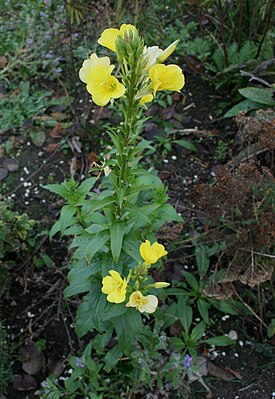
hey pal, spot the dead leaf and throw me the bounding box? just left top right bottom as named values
left=0, top=167, right=8, bottom=181
left=47, top=358, right=64, bottom=377
left=172, top=92, right=181, bottom=102
left=87, top=152, right=98, bottom=166
left=3, top=157, right=19, bottom=172
left=19, top=341, right=44, bottom=375
left=50, top=122, right=63, bottom=137
left=225, top=367, right=242, bottom=380
left=161, top=106, right=176, bottom=120
left=207, top=360, right=233, bottom=381
left=46, top=143, right=59, bottom=153
left=0, top=56, right=8, bottom=68
left=13, top=374, right=37, bottom=391
left=51, top=112, right=68, bottom=121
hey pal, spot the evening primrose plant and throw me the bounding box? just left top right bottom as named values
left=45, top=24, right=184, bottom=355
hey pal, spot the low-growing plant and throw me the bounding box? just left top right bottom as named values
left=44, top=22, right=186, bottom=378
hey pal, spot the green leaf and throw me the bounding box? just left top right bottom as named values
left=71, top=230, right=109, bottom=262
left=190, top=321, right=206, bottom=342
left=64, top=259, right=101, bottom=298
left=43, top=183, right=69, bottom=199
left=78, top=177, right=97, bottom=195
left=88, top=196, right=115, bottom=213
left=198, top=298, right=210, bottom=324
left=29, top=129, right=46, bottom=147
left=110, top=222, right=125, bottom=262
left=60, top=205, right=76, bottom=235
left=170, top=337, right=185, bottom=350
left=174, top=139, right=197, bottom=152
left=112, top=308, right=142, bottom=350
left=239, top=87, right=275, bottom=106
left=49, top=220, right=61, bottom=238
left=178, top=299, right=193, bottom=333
left=182, top=271, right=199, bottom=291
left=102, top=303, right=128, bottom=321
left=75, top=286, right=107, bottom=336
left=204, top=335, right=235, bottom=346
left=267, top=319, right=275, bottom=338
left=103, top=345, right=123, bottom=372
left=195, top=245, right=210, bottom=277
left=122, top=236, right=141, bottom=263
left=224, top=99, right=261, bottom=118
left=158, top=204, right=183, bottom=222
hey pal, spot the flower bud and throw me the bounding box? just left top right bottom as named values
left=154, top=282, right=170, bottom=288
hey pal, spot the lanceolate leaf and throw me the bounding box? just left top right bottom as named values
left=60, top=205, right=77, bottom=235
left=110, top=222, right=125, bottom=262
left=112, top=308, right=142, bottom=350
left=239, top=87, right=275, bottom=106
left=76, top=286, right=107, bottom=336
left=191, top=321, right=206, bottom=342
left=64, top=259, right=101, bottom=298
left=71, top=230, right=109, bottom=262
left=177, top=298, right=193, bottom=333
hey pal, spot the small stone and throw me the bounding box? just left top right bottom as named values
left=3, top=158, right=19, bottom=172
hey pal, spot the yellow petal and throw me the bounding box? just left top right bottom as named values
left=149, top=64, right=185, bottom=94
left=98, top=28, right=120, bottom=52
left=140, top=240, right=158, bottom=265
left=79, top=54, right=111, bottom=83
left=140, top=295, right=158, bottom=313
left=101, top=270, right=127, bottom=303
left=156, top=40, right=179, bottom=63
left=85, top=65, right=125, bottom=106
left=140, top=93, right=153, bottom=105
left=140, top=240, right=167, bottom=265
left=151, top=241, right=168, bottom=258
left=107, top=289, right=126, bottom=303
left=98, top=24, right=137, bottom=52
left=119, top=24, right=137, bottom=36
left=126, top=291, right=158, bottom=313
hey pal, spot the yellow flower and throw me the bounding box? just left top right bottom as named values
left=102, top=270, right=127, bottom=303
left=156, top=40, right=179, bottom=63
left=140, top=240, right=167, bottom=265
left=79, top=53, right=110, bottom=83
left=126, top=291, right=158, bottom=313
left=149, top=64, right=185, bottom=94
left=98, top=24, right=137, bottom=52
left=154, top=282, right=170, bottom=288
left=140, top=93, right=153, bottom=105
left=85, top=64, right=126, bottom=106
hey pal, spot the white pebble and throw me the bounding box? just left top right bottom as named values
left=25, top=201, right=29, bottom=205
left=163, top=159, right=169, bottom=163
left=239, top=340, right=244, bottom=347
left=221, top=352, right=226, bottom=356
left=171, top=155, right=177, bottom=160
left=23, top=167, right=29, bottom=174
left=234, top=353, right=239, bottom=357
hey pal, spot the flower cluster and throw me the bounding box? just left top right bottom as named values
left=79, top=23, right=185, bottom=106
left=101, top=240, right=169, bottom=314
